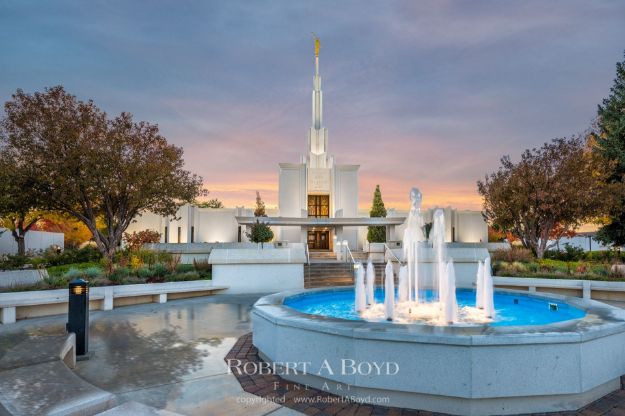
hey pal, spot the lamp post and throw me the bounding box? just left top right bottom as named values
left=66, top=279, right=89, bottom=356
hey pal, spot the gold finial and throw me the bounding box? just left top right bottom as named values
left=312, top=33, right=320, bottom=57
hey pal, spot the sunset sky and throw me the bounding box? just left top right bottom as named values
left=1, top=1, right=624, bottom=211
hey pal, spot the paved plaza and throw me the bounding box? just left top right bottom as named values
left=0, top=294, right=301, bottom=416
left=3, top=295, right=625, bottom=416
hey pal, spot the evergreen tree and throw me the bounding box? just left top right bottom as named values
left=594, top=51, right=625, bottom=248
left=254, top=191, right=267, bottom=217
left=248, top=191, right=272, bottom=247
left=246, top=219, right=274, bottom=248
left=367, top=185, right=387, bottom=243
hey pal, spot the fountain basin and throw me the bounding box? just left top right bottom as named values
left=252, top=287, right=625, bottom=415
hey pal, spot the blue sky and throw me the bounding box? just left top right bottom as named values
left=1, top=0, right=624, bottom=210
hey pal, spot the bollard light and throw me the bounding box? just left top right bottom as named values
left=66, top=278, right=89, bottom=356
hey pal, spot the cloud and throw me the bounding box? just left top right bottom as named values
left=1, top=0, right=624, bottom=212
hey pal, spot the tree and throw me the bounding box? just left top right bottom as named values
left=33, top=213, right=95, bottom=249
left=477, top=137, right=612, bottom=259
left=254, top=191, right=267, bottom=217
left=196, top=198, right=224, bottom=209
left=367, top=185, right=387, bottom=243
left=0, top=149, right=43, bottom=255
left=593, top=51, right=625, bottom=248
left=246, top=219, right=274, bottom=247
left=1, top=86, right=202, bottom=263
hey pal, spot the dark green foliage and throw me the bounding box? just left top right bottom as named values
left=152, top=263, right=168, bottom=278
left=175, top=263, right=195, bottom=273
left=137, top=267, right=155, bottom=279
left=246, top=219, right=273, bottom=246
left=0, top=254, right=30, bottom=270
left=43, top=246, right=102, bottom=266
left=166, top=271, right=202, bottom=282
left=193, top=258, right=211, bottom=278
left=594, top=52, right=625, bottom=247
left=109, top=267, right=130, bottom=283
left=367, top=185, right=387, bottom=243
left=544, top=243, right=585, bottom=262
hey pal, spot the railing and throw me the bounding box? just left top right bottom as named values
left=343, top=241, right=356, bottom=265
left=384, top=243, right=404, bottom=265
left=304, top=243, right=310, bottom=266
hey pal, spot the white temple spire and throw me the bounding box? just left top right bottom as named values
left=307, top=34, right=330, bottom=169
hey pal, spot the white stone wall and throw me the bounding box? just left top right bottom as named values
left=333, top=165, right=359, bottom=218
left=0, top=229, right=64, bottom=255
left=454, top=210, right=488, bottom=243
left=278, top=163, right=306, bottom=217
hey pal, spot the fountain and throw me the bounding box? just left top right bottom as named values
left=383, top=261, right=394, bottom=321
left=252, top=187, right=625, bottom=415
left=370, top=188, right=491, bottom=325
left=365, top=260, right=375, bottom=305
left=354, top=263, right=366, bottom=312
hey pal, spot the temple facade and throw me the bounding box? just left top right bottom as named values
left=126, top=39, right=488, bottom=250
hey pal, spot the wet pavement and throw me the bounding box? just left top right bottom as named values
left=0, top=294, right=302, bottom=416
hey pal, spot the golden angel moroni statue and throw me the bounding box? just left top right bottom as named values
left=313, top=33, right=320, bottom=57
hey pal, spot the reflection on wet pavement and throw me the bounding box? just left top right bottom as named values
left=0, top=294, right=294, bottom=416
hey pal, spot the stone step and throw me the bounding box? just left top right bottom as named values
left=0, top=360, right=116, bottom=416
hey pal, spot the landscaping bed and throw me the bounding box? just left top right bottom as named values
left=0, top=247, right=211, bottom=292
left=492, top=247, right=625, bottom=281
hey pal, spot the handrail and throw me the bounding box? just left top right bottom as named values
left=384, top=243, right=404, bottom=265
left=344, top=242, right=356, bottom=265
left=304, top=242, right=310, bottom=266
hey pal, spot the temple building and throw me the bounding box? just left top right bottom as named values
left=127, top=38, right=488, bottom=250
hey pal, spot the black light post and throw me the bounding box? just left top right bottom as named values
left=66, top=279, right=89, bottom=356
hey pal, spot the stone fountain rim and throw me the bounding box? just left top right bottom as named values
left=253, top=287, right=625, bottom=346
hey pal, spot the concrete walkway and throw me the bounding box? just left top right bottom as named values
left=0, top=294, right=302, bottom=416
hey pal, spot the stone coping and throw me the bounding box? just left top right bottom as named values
left=229, top=332, right=625, bottom=416
left=495, top=275, right=625, bottom=290
left=209, top=248, right=307, bottom=264
left=253, top=287, right=625, bottom=346
left=0, top=280, right=225, bottom=307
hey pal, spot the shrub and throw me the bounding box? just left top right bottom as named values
left=153, top=263, right=168, bottom=278
left=155, top=251, right=173, bottom=264
left=83, top=266, right=103, bottom=279
left=43, top=274, right=69, bottom=288
left=137, top=267, right=156, bottom=279
left=47, top=262, right=101, bottom=278
left=123, top=230, right=161, bottom=252
left=136, top=249, right=159, bottom=268
left=166, top=271, right=201, bottom=282
left=43, top=246, right=102, bottom=266
left=490, top=247, right=533, bottom=263
left=193, top=258, right=210, bottom=271
left=0, top=254, right=31, bottom=270
left=544, top=243, right=585, bottom=262
left=165, top=253, right=181, bottom=272
left=193, top=258, right=211, bottom=278
left=64, top=268, right=85, bottom=280
left=175, top=264, right=195, bottom=273
left=109, top=267, right=130, bottom=283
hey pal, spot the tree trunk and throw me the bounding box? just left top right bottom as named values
left=11, top=224, right=27, bottom=256
left=536, top=245, right=545, bottom=259
left=16, top=235, right=25, bottom=256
